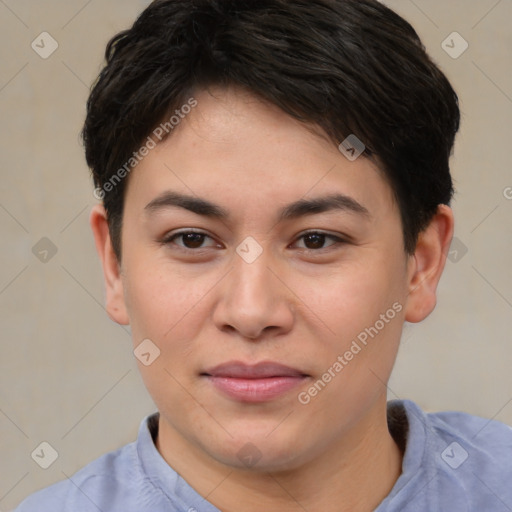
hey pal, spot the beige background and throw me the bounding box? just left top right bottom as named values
left=0, top=0, right=511, bottom=508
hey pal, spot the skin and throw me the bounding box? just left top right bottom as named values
left=90, top=85, right=454, bottom=512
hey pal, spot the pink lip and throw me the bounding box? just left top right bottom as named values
left=202, top=361, right=308, bottom=403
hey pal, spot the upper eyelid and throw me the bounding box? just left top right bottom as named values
left=165, top=228, right=342, bottom=238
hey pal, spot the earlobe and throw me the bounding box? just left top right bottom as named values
left=404, top=204, right=454, bottom=323
left=89, top=204, right=130, bottom=325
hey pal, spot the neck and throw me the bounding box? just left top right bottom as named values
left=156, top=398, right=403, bottom=512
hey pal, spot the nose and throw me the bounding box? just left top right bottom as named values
left=212, top=247, right=295, bottom=341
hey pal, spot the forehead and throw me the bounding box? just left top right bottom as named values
left=124, top=87, right=398, bottom=226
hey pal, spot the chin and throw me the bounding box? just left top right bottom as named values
left=203, top=430, right=311, bottom=473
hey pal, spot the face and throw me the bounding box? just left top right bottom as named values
left=93, top=86, right=446, bottom=473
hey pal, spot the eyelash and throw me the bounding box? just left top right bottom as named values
left=161, top=229, right=346, bottom=253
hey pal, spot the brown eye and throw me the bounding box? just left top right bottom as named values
left=180, top=232, right=206, bottom=249
left=163, top=230, right=217, bottom=250
left=303, top=233, right=327, bottom=249
left=294, top=231, right=343, bottom=251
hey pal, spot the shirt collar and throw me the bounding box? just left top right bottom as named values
left=136, top=412, right=221, bottom=511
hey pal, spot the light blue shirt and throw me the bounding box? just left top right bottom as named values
left=14, top=400, right=512, bottom=511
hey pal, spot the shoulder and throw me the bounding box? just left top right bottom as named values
left=426, top=404, right=512, bottom=464
left=14, top=441, right=141, bottom=512
left=406, top=400, right=512, bottom=510
left=14, top=412, right=206, bottom=512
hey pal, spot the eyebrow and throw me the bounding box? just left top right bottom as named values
left=144, top=191, right=371, bottom=222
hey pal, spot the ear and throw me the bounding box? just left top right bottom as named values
left=89, top=204, right=130, bottom=325
left=404, top=204, right=454, bottom=323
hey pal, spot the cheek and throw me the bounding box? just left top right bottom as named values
left=122, top=264, right=212, bottom=404
left=123, top=258, right=217, bottom=343
left=298, top=254, right=406, bottom=387
left=299, top=273, right=404, bottom=425
left=306, top=259, right=403, bottom=333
